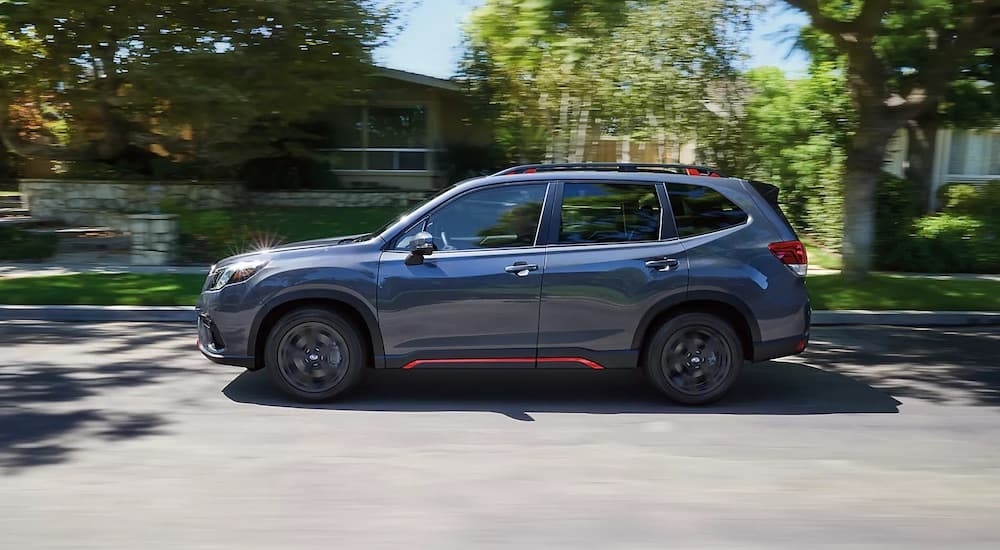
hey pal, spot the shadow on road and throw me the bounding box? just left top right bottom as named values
left=803, top=327, right=1000, bottom=406
left=223, top=361, right=901, bottom=421
left=0, top=323, right=188, bottom=474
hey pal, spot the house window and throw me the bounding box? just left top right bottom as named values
left=326, top=105, right=432, bottom=172
left=948, top=131, right=1000, bottom=177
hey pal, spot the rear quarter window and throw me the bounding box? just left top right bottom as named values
left=667, top=183, right=749, bottom=238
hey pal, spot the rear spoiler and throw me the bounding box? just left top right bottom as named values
left=747, top=179, right=796, bottom=234
left=748, top=180, right=780, bottom=207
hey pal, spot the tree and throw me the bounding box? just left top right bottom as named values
left=0, top=0, right=395, bottom=171
left=781, top=0, right=1000, bottom=277
left=461, top=0, right=757, bottom=166
left=700, top=64, right=853, bottom=246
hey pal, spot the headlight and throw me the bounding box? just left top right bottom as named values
left=208, top=259, right=268, bottom=290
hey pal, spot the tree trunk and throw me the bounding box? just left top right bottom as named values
left=842, top=123, right=894, bottom=279
left=904, top=112, right=940, bottom=213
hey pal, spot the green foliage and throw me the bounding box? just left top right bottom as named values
left=875, top=178, right=1000, bottom=273
left=0, top=226, right=58, bottom=260
left=784, top=0, right=999, bottom=276
left=0, top=273, right=204, bottom=305
left=462, top=0, right=758, bottom=164
left=705, top=64, right=852, bottom=248
left=0, top=1, right=395, bottom=169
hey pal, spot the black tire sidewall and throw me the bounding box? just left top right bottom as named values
left=644, top=312, right=743, bottom=405
left=265, top=308, right=367, bottom=402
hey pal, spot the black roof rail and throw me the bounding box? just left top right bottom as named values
left=492, top=162, right=727, bottom=178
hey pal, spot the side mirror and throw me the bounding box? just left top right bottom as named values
left=405, top=231, right=435, bottom=265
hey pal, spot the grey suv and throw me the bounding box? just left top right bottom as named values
left=197, top=163, right=810, bottom=405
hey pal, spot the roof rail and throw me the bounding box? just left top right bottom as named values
left=492, top=162, right=726, bottom=178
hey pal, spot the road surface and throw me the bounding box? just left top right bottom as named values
left=1, top=321, right=999, bottom=549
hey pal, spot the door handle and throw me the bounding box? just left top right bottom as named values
left=645, top=257, right=679, bottom=271
left=504, top=262, right=539, bottom=276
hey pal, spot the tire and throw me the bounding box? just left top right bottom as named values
left=643, top=312, right=743, bottom=405
left=265, top=308, right=367, bottom=402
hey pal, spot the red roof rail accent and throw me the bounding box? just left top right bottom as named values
left=491, top=163, right=727, bottom=177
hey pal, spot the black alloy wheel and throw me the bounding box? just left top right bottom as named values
left=266, top=308, right=366, bottom=402
left=644, top=312, right=743, bottom=405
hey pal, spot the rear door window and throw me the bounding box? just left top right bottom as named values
left=557, top=182, right=661, bottom=244
left=666, top=183, right=748, bottom=238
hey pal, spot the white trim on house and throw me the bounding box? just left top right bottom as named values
left=929, top=127, right=1000, bottom=210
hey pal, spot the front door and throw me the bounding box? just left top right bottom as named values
left=377, top=183, right=551, bottom=368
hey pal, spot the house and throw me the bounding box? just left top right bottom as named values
left=884, top=128, right=1000, bottom=210
left=320, top=67, right=492, bottom=190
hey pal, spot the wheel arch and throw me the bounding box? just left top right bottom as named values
left=249, top=290, right=384, bottom=370
left=633, top=292, right=759, bottom=362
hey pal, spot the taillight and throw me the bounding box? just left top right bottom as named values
left=768, top=240, right=808, bottom=276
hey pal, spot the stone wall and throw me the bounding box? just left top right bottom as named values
left=20, top=179, right=243, bottom=231
left=129, top=214, right=178, bottom=265
left=19, top=180, right=430, bottom=231
left=249, top=190, right=428, bottom=208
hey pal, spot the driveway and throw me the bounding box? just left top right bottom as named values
left=1, top=322, right=999, bottom=549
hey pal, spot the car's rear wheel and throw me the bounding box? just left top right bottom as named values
left=643, top=312, right=743, bottom=405
left=265, top=308, right=366, bottom=402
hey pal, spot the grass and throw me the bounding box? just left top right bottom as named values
left=802, top=236, right=842, bottom=270
left=0, top=273, right=205, bottom=306
left=1, top=271, right=997, bottom=310
left=807, top=273, right=1000, bottom=311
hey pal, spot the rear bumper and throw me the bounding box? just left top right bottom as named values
left=752, top=333, right=809, bottom=362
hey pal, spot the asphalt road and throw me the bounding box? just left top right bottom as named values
left=1, top=321, right=999, bottom=549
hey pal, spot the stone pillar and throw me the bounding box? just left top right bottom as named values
left=128, top=213, right=178, bottom=265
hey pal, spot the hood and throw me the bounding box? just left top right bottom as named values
left=213, top=232, right=375, bottom=267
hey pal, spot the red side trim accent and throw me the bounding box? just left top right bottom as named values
left=538, top=357, right=604, bottom=370
left=401, top=357, right=604, bottom=370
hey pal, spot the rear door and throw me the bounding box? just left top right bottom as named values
left=536, top=180, right=689, bottom=369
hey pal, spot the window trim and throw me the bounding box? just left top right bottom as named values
left=542, top=179, right=672, bottom=248
left=324, top=104, right=434, bottom=173
left=386, top=181, right=556, bottom=252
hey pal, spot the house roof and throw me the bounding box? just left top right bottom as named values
left=375, top=67, right=461, bottom=92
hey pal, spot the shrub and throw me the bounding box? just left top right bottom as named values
left=0, top=227, right=58, bottom=261
left=873, top=171, right=924, bottom=270
left=168, top=209, right=261, bottom=263
left=937, top=180, right=1000, bottom=224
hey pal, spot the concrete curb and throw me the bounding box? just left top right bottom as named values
left=811, top=310, right=1000, bottom=327
left=1, top=306, right=1000, bottom=326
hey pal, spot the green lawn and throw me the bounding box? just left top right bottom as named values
left=0, top=273, right=205, bottom=306
left=1, top=271, right=998, bottom=310
left=802, top=236, right=842, bottom=270
left=806, top=273, right=1000, bottom=311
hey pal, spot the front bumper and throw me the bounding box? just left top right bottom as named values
left=197, top=309, right=255, bottom=369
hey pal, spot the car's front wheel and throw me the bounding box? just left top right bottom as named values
left=265, top=308, right=367, bottom=402
left=644, top=312, right=743, bottom=405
